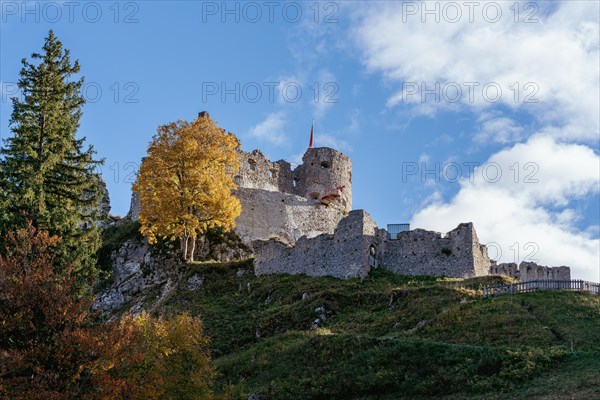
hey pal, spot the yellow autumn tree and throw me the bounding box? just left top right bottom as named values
left=133, top=113, right=241, bottom=262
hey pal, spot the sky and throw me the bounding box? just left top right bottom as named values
left=1, top=0, right=599, bottom=281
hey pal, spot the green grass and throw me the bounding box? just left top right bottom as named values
left=151, top=261, right=600, bottom=399
left=216, top=332, right=572, bottom=400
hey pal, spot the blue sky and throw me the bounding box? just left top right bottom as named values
left=1, top=1, right=599, bottom=280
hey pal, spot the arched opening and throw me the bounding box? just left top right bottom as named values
left=292, top=178, right=298, bottom=188
left=248, top=159, right=256, bottom=171
left=320, top=160, right=331, bottom=168
left=369, top=245, right=378, bottom=267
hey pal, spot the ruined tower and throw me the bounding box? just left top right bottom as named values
left=231, top=146, right=353, bottom=245
left=293, top=147, right=352, bottom=212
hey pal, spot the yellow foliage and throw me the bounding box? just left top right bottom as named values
left=134, top=114, right=241, bottom=261
left=115, top=312, right=215, bottom=400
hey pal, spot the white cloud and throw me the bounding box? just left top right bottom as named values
left=312, top=69, right=338, bottom=118
left=247, top=112, right=288, bottom=146
left=352, top=1, right=600, bottom=140
left=350, top=1, right=600, bottom=280
left=315, top=133, right=352, bottom=153
left=475, top=136, right=599, bottom=206
left=311, top=112, right=362, bottom=153
left=474, top=114, right=525, bottom=144
left=411, top=136, right=600, bottom=281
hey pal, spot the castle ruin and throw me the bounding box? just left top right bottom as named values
left=127, top=145, right=571, bottom=281
left=233, top=148, right=351, bottom=245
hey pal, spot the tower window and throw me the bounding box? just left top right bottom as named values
left=321, top=161, right=331, bottom=168
left=292, top=178, right=298, bottom=188
left=248, top=159, right=256, bottom=171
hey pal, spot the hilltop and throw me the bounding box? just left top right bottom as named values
left=102, top=251, right=599, bottom=400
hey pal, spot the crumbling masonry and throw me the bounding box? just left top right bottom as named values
left=128, top=146, right=571, bottom=281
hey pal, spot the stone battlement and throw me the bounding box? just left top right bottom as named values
left=490, top=261, right=571, bottom=281
left=232, top=147, right=352, bottom=245
left=376, top=222, right=491, bottom=278
left=254, top=210, right=493, bottom=280
left=254, top=210, right=376, bottom=279
left=235, top=147, right=352, bottom=211
left=125, top=142, right=572, bottom=281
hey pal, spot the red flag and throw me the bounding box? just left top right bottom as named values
left=309, top=121, right=314, bottom=148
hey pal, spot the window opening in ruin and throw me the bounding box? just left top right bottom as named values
left=269, top=169, right=277, bottom=179
left=248, top=159, right=256, bottom=171
left=387, top=223, right=410, bottom=240
left=369, top=245, right=377, bottom=267
left=321, top=161, right=331, bottom=168
left=292, top=178, right=298, bottom=188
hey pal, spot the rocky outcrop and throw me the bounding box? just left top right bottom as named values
left=193, top=228, right=253, bottom=261
left=126, top=190, right=141, bottom=222
left=98, top=179, right=111, bottom=221
left=93, top=238, right=178, bottom=314
left=94, top=227, right=252, bottom=315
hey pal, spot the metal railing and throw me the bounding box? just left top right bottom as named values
left=483, top=280, right=600, bottom=299
left=387, top=223, right=410, bottom=240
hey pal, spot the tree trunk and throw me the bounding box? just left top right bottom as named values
left=189, top=236, right=196, bottom=262
left=182, top=235, right=189, bottom=262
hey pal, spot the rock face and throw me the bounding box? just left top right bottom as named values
left=94, top=226, right=251, bottom=314
left=193, top=229, right=253, bottom=262
left=127, top=190, right=141, bottom=222
left=98, top=179, right=111, bottom=221
left=490, top=261, right=571, bottom=281
left=93, top=237, right=175, bottom=313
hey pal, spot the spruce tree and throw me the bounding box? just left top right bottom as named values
left=0, top=30, right=103, bottom=285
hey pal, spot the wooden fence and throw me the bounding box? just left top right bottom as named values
left=483, top=280, right=600, bottom=299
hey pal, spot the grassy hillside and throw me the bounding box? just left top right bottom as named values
left=154, top=260, right=600, bottom=400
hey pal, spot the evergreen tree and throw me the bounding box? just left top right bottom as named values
left=0, top=30, right=103, bottom=284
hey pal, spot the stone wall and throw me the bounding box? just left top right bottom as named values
left=234, top=147, right=352, bottom=212
left=377, top=222, right=491, bottom=278
left=253, top=211, right=492, bottom=280
left=253, top=210, right=377, bottom=279
left=489, top=262, right=519, bottom=278
left=292, top=148, right=352, bottom=212
left=490, top=261, right=571, bottom=281
left=234, top=188, right=345, bottom=245
left=235, top=149, right=293, bottom=193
